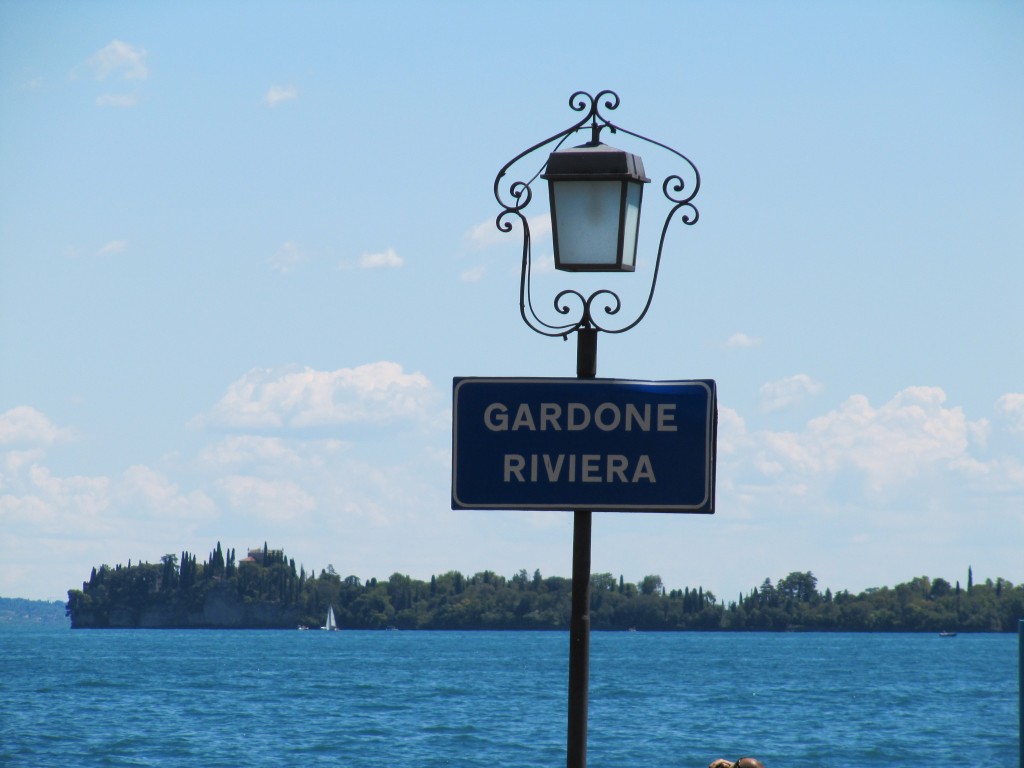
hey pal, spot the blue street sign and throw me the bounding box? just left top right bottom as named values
left=452, top=378, right=716, bottom=513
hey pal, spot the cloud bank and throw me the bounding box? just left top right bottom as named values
left=2, top=381, right=1021, bottom=600
left=721, top=386, right=1009, bottom=498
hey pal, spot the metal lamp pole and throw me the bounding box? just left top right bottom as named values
left=491, top=91, right=701, bottom=768
left=568, top=327, right=597, bottom=768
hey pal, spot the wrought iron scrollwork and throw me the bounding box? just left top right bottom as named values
left=494, top=90, right=700, bottom=339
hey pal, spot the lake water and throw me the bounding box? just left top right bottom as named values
left=0, top=628, right=1018, bottom=766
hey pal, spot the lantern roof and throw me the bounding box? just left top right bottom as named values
left=543, top=141, right=650, bottom=183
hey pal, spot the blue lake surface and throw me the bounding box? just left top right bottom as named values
left=0, top=628, right=1017, bottom=766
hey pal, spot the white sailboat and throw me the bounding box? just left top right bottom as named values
left=322, top=605, right=339, bottom=631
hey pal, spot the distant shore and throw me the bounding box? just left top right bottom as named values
left=4, top=596, right=1019, bottom=633
left=51, top=545, right=1024, bottom=632
left=0, top=597, right=68, bottom=626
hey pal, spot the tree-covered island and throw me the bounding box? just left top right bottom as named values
left=65, top=543, right=1023, bottom=632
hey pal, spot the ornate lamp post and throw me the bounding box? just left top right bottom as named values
left=493, top=90, right=700, bottom=768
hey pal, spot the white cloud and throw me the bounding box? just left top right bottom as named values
left=265, top=84, right=298, bottom=107
left=115, top=465, right=216, bottom=519
left=529, top=251, right=557, bottom=274
left=96, top=93, right=139, bottom=108
left=200, top=436, right=298, bottom=468
left=200, top=362, right=436, bottom=430
left=199, top=435, right=346, bottom=470
left=0, top=407, right=217, bottom=542
left=26, top=465, right=111, bottom=524
left=0, top=407, right=73, bottom=446
left=19, top=74, right=44, bottom=91
left=714, top=406, right=748, bottom=458
left=464, top=213, right=551, bottom=250
left=460, top=265, right=486, bottom=282
left=759, top=373, right=823, bottom=412
left=996, top=393, right=1024, bottom=433
left=2, top=459, right=217, bottom=533
left=216, top=475, right=316, bottom=521
left=0, top=493, right=55, bottom=528
left=733, top=386, right=997, bottom=494
left=464, top=218, right=506, bottom=250
left=726, top=332, right=760, bottom=349
left=84, top=41, right=148, bottom=107
left=97, top=239, right=128, bottom=256
left=269, top=242, right=307, bottom=274
left=2, top=448, right=46, bottom=480
left=528, top=214, right=552, bottom=241
left=359, top=248, right=403, bottom=269
left=968, top=421, right=990, bottom=454
left=88, top=41, right=149, bottom=81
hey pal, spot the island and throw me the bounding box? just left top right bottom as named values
left=65, top=543, right=1023, bottom=631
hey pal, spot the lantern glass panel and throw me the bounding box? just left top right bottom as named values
left=621, top=182, right=642, bottom=270
left=550, top=180, right=624, bottom=269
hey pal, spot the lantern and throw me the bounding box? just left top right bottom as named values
left=542, top=141, right=650, bottom=272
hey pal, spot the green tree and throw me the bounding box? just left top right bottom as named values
left=930, top=577, right=952, bottom=598
left=639, top=575, right=663, bottom=596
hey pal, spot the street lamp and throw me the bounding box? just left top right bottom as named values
left=494, top=89, right=699, bottom=345
left=493, top=90, right=701, bottom=768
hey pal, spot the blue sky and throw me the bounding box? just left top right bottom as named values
left=2, top=1, right=1022, bottom=603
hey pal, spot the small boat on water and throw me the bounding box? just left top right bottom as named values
left=322, top=605, right=339, bottom=631
left=938, top=631, right=957, bottom=637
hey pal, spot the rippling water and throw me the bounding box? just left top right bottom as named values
left=0, top=628, right=1017, bottom=766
